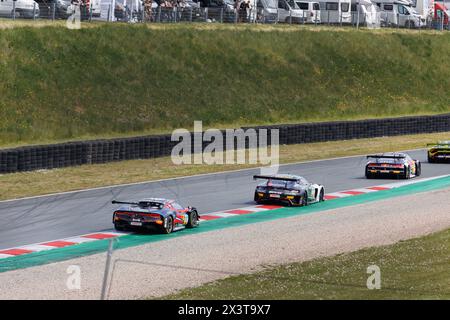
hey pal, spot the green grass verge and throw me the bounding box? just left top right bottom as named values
left=165, top=227, right=450, bottom=300
left=0, top=24, right=449, bottom=147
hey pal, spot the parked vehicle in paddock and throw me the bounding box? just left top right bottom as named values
left=253, top=174, right=325, bottom=207
left=114, top=0, right=149, bottom=22
left=112, top=198, right=200, bottom=234
left=431, top=2, right=449, bottom=29
left=427, top=141, right=450, bottom=163
left=365, top=152, right=421, bottom=179
left=256, top=0, right=279, bottom=23
left=351, top=0, right=381, bottom=27
left=178, top=0, right=202, bottom=21
left=0, top=0, right=40, bottom=18
left=295, top=0, right=321, bottom=23
left=374, top=0, right=425, bottom=28
left=35, top=0, right=72, bottom=19
left=411, top=0, right=432, bottom=21
left=278, top=0, right=305, bottom=23
left=197, top=0, right=236, bottom=22
left=318, top=0, right=352, bottom=24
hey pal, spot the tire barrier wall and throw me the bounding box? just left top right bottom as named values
left=1, top=113, right=450, bottom=174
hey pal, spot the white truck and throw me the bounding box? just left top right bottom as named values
left=318, top=0, right=352, bottom=24
left=374, top=0, right=425, bottom=27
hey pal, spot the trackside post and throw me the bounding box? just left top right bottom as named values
left=100, top=238, right=115, bottom=300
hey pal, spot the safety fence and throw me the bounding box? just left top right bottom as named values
left=1, top=113, right=450, bottom=174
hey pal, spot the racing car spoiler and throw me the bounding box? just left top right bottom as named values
left=112, top=200, right=139, bottom=206
left=253, top=175, right=298, bottom=182
left=427, top=142, right=450, bottom=146
left=366, top=155, right=406, bottom=159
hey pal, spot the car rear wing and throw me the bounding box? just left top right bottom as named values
left=427, top=142, right=450, bottom=147
left=366, top=155, right=406, bottom=159
left=253, top=175, right=298, bottom=182
left=112, top=200, right=139, bottom=206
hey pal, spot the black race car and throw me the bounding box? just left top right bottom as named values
left=427, top=141, right=450, bottom=163
left=253, top=174, right=325, bottom=206
left=365, top=152, right=421, bottom=179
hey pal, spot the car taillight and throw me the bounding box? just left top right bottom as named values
left=368, top=163, right=403, bottom=168
left=115, top=211, right=131, bottom=216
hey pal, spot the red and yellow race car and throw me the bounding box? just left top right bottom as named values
left=111, top=198, right=199, bottom=234
left=365, top=152, right=421, bottom=179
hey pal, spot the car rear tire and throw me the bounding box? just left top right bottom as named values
left=405, top=20, right=412, bottom=28
left=301, top=192, right=308, bottom=207
left=186, top=210, right=199, bottom=228
left=415, top=161, right=422, bottom=177
left=254, top=192, right=263, bottom=204
left=114, top=223, right=125, bottom=231
left=428, top=155, right=435, bottom=163
left=403, top=166, right=411, bottom=179
left=161, top=216, right=174, bottom=234
left=319, top=188, right=325, bottom=202
left=365, top=167, right=373, bottom=179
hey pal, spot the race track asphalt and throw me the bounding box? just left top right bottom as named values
left=1, top=149, right=449, bottom=249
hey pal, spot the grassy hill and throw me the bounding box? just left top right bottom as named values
left=0, top=24, right=449, bottom=147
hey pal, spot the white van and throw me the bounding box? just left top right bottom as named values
left=256, top=0, right=278, bottom=23
left=319, top=0, right=352, bottom=23
left=0, top=0, right=39, bottom=18
left=410, top=0, right=432, bottom=20
left=277, top=0, right=305, bottom=23
left=295, top=0, right=321, bottom=23
left=375, top=0, right=425, bottom=27
left=351, top=0, right=381, bottom=27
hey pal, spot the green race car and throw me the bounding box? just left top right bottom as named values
left=427, top=141, right=450, bottom=163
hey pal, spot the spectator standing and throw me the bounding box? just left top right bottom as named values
left=239, top=0, right=249, bottom=22
left=143, top=0, right=153, bottom=21
left=177, top=0, right=186, bottom=21
left=234, top=0, right=239, bottom=22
